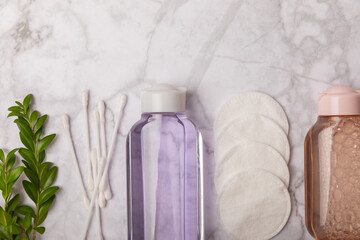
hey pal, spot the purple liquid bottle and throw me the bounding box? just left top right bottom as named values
left=127, top=84, right=204, bottom=240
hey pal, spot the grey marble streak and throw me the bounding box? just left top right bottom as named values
left=1, top=0, right=360, bottom=239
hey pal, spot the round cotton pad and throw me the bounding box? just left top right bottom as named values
left=214, top=92, right=289, bottom=139
left=217, top=170, right=291, bottom=240
left=215, top=143, right=289, bottom=192
left=215, top=114, right=290, bottom=164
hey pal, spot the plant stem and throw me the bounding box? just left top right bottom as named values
left=25, top=113, right=39, bottom=240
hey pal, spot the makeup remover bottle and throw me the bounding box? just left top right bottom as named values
left=127, top=84, right=204, bottom=240
left=305, top=86, right=360, bottom=239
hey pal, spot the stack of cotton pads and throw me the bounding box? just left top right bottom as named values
left=214, top=92, right=291, bottom=240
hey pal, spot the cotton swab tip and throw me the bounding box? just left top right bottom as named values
left=83, top=194, right=90, bottom=210
left=118, top=94, right=127, bottom=112
left=104, top=187, right=112, bottom=200
left=81, top=90, right=89, bottom=107
left=98, top=101, right=106, bottom=119
left=93, top=108, right=100, bottom=123
left=62, top=115, right=70, bottom=130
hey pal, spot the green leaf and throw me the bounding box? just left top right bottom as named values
left=20, top=214, right=31, bottom=230
left=8, top=167, right=24, bottom=183
left=39, top=195, right=55, bottom=218
left=15, top=206, right=35, bottom=218
left=39, top=162, right=52, bottom=179
left=1, top=191, right=6, bottom=200
left=4, top=211, right=11, bottom=224
left=24, top=168, right=39, bottom=189
left=37, top=134, right=56, bottom=154
left=10, top=215, right=17, bottom=225
left=0, top=225, right=7, bottom=238
left=37, top=213, right=47, bottom=226
left=5, top=148, right=18, bottom=163
left=39, top=186, right=59, bottom=206
left=21, top=160, right=37, bottom=174
left=29, top=111, right=38, bottom=126
left=14, top=118, right=34, bottom=141
left=6, top=156, right=15, bottom=172
left=35, top=127, right=43, bottom=142
left=7, top=194, right=20, bottom=212
left=0, top=208, right=11, bottom=227
left=0, top=150, right=4, bottom=163
left=33, top=115, right=47, bottom=133
left=38, top=151, right=46, bottom=164
left=8, top=106, right=22, bottom=112
left=40, top=166, right=57, bottom=190
left=0, top=179, right=5, bottom=192
left=7, top=181, right=16, bottom=193
left=23, top=94, right=32, bottom=110
left=26, top=226, right=32, bottom=236
left=22, top=181, right=37, bottom=203
left=7, top=112, right=26, bottom=118
left=15, top=101, right=23, bottom=107
left=34, top=226, right=45, bottom=234
left=19, top=132, right=35, bottom=152
left=0, top=208, right=6, bottom=226
left=9, top=223, right=21, bottom=234
left=18, top=148, right=36, bottom=165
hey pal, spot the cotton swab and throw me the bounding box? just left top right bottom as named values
left=93, top=109, right=102, bottom=166
left=98, top=101, right=112, bottom=200
left=62, top=115, right=90, bottom=210
left=81, top=94, right=127, bottom=240
left=90, top=149, right=97, bottom=198
left=82, top=91, right=94, bottom=191
left=98, top=160, right=106, bottom=208
left=93, top=109, right=107, bottom=208
left=98, top=95, right=127, bottom=193
left=91, top=150, right=102, bottom=236
left=98, top=101, right=107, bottom=156
left=91, top=150, right=104, bottom=240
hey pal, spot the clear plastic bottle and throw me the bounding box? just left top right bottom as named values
left=127, top=84, right=204, bottom=240
left=305, top=86, right=360, bottom=240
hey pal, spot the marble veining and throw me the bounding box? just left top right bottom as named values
left=1, top=0, right=360, bottom=239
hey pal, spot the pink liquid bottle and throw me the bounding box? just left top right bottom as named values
left=305, top=86, right=360, bottom=239
left=126, top=84, right=204, bottom=240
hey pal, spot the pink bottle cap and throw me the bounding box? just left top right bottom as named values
left=318, top=86, right=360, bottom=116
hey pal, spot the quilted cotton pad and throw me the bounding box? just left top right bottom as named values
left=214, top=92, right=289, bottom=139
left=215, top=143, right=289, bottom=192
left=215, top=114, right=290, bottom=164
left=217, top=170, right=291, bottom=240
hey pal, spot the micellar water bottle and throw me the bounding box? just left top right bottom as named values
left=305, top=86, right=360, bottom=239
left=127, top=84, right=204, bottom=240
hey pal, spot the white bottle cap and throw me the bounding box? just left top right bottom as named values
left=141, top=84, right=186, bottom=113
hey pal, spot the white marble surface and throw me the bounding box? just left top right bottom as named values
left=1, top=0, right=360, bottom=239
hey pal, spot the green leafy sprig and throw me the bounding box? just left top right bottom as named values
left=0, top=149, right=23, bottom=240
left=8, top=94, right=59, bottom=240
